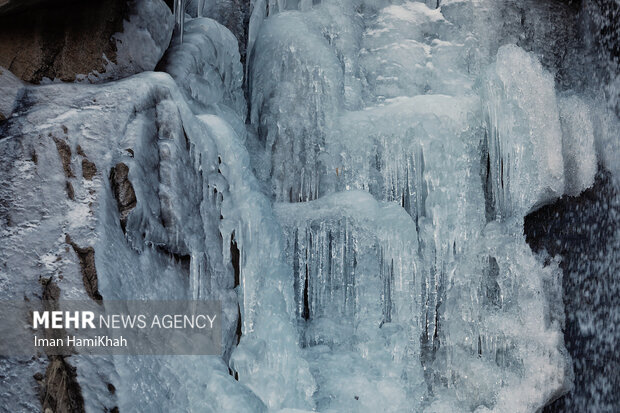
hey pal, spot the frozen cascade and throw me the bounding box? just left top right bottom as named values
left=0, top=0, right=616, bottom=412
left=161, top=17, right=316, bottom=410
left=483, top=45, right=565, bottom=220
left=245, top=0, right=597, bottom=411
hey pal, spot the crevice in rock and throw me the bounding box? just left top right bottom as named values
left=109, top=162, right=137, bottom=233
left=66, top=234, right=103, bottom=302
left=65, top=180, right=75, bottom=201
left=235, top=304, right=242, bottom=346
left=480, top=130, right=496, bottom=222
left=230, top=232, right=240, bottom=288
left=37, top=277, right=86, bottom=413
left=40, top=356, right=86, bottom=413
left=302, top=264, right=310, bottom=321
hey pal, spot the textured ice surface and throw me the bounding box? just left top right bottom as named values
left=558, top=95, right=597, bottom=196
left=161, top=17, right=316, bottom=409
left=276, top=191, right=424, bottom=412
left=159, top=17, right=246, bottom=131
left=483, top=44, right=565, bottom=218
left=248, top=1, right=577, bottom=411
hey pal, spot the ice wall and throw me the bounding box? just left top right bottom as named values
left=246, top=0, right=589, bottom=411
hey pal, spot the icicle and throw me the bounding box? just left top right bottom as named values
left=196, top=0, right=204, bottom=17
left=174, top=0, right=186, bottom=44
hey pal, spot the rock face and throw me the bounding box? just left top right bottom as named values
left=0, top=0, right=173, bottom=83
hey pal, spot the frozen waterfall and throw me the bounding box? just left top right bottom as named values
left=0, top=0, right=617, bottom=412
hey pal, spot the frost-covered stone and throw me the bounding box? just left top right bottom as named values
left=89, top=0, right=174, bottom=82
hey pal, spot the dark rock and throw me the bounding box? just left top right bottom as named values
left=0, top=0, right=173, bottom=83
left=526, top=170, right=620, bottom=412
left=0, top=0, right=127, bottom=83
left=0, top=66, right=24, bottom=120
left=66, top=235, right=103, bottom=302
left=82, top=158, right=97, bottom=180
left=53, top=137, right=74, bottom=178
left=40, top=356, right=86, bottom=413
left=65, top=181, right=74, bottom=200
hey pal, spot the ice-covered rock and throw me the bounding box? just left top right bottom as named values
left=104, top=0, right=175, bottom=81
left=0, top=70, right=262, bottom=412
left=0, top=66, right=23, bottom=121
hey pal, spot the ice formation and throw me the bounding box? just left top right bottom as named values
left=0, top=0, right=618, bottom=412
